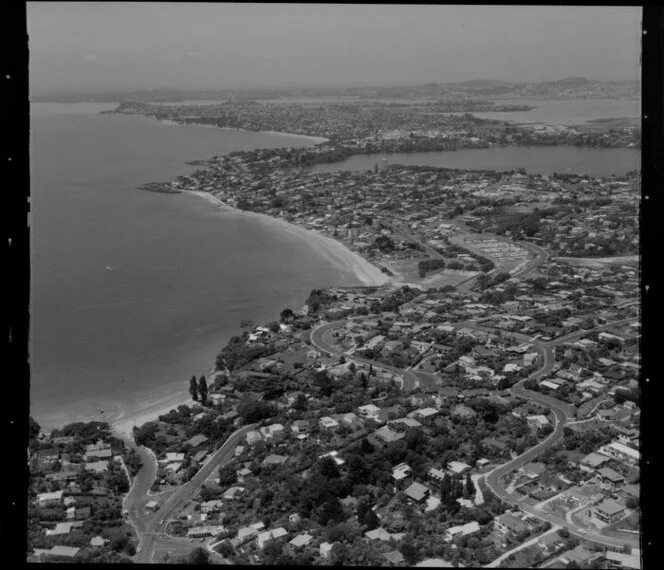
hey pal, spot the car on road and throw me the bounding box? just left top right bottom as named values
left=578, top=528, right=587, bottom=534
left=188, top=538, right=194, bottom=543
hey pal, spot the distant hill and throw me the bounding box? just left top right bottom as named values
left=31, top=78, right=640, bottom=103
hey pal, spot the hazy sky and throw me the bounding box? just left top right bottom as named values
left=27, top=3, right=641, bottom=92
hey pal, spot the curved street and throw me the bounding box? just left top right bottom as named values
left=120, top=277, right=637, bottom=560
left=310, top=320, right=421, bottom=391
left=313, top=312, right=638, bottom=550
left=122, top=424, right=256, bottom=563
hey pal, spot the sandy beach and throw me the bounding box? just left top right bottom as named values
left=185, top=189, right=391, bottom=287
left=155, top=118, right=328, bottom=145
left=258, top=130, right=328, bottom=145
left=106, top=189, right=390, bottom=440
left=111, top=389, right=201, bottom=439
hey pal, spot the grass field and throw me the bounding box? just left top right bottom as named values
left=413, top=370, right=442, bottom=387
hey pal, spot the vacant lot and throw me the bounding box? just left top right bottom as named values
left=413, top=370, right=442, bottom=387
left=500, top=544, right=545, bottom=568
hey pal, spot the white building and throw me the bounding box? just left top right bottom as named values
left=257, top=527, right=288, bottom=550
left=444, top=521, right=480, bottom=542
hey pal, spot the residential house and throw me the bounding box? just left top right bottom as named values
left=186, top=525, right=225, bottom=538
left=444, top=521, right=480, bottom=542
left=358, top=403, right=381, bottom=419
left=84, top=460, right=109, bottom=474
left=389, top=417, right=422, bottom=431
left=559, top=546, right=603, bottom=567
left=320, top=542, right=334, bottom=560
left=598, top=467, right=626, bottom=487
left=37, top=490, right=64, bottom=507
left=41, top=546, right=80, bottom=561
left=236, top=522, right=265, bottom=544
left=580, top=452, right=611, bottom=472
left=404, top=482, right=430, bottom=504
left=245, top=431, right=262, bottom=446
left=392, top=463, right=412, bottom=485
left=452, top=404, right=477, bottom=419
left=447, top=461, right=471, bottom=475
left=208, top=393, right=224, bottom=406
left=319, top=416, right=340, bottom=430
left=365, top=527, right=392, bottom=542
left=46, top=522, right=74, bottom=536
left=537, top=533, right=563, bottom=554
left=222, top=486, right=245, bottom=500
left=161, top=452, right=185, bottom=464
left=599, top=442, right=640, bottom=465
left=288, top=533, right=313, bottom=552
left=427, top=467, right=447, bottom=486
left=527, top=415, right=551, bottom=431
left=340, top=412, right=363, bottom=430
left=90, top=536, right=107, bottom=548
left=494, top=513, right=528, bottom=536
left=594, top=500, right=626, bottom=524
left=604, top=551, right=641, bottom=570
left=201, top=500, right=224, bottom=514
left=259, top=423, right=285, bottom=441
left=521, top=462, right=546, bottom=480
left=257, top=527, right=288, bottom=550
left=319, top=450, right=345, bottom=466
left=192, top=449, right=208, bottom=464
left=83, top=448, right=112, bottom=462
left=186, top=434, right=209, bottom=449
left=408, top=407, right=439, bottom=421
left=374, top=426, right=404, bottom=444
left=291, top=420, right=310, bottom=435
left=236, top=467, right=252, bottom=483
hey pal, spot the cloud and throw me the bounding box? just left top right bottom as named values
left=81, top=53, right=98, bottom=61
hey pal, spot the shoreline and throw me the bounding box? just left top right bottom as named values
left=184, top=189, right=391, bottom=288
left=105, top=187, right=390, bottom=439
left=34, top=124, right=337, bottom=440
left=111, top=389, right=203, bottom=440
left=154, top=117, right=329, bottom=145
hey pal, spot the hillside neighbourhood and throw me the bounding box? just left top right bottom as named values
left=28, top=89, right=640, bottom=567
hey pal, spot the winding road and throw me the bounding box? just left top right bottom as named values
left=122, top=424, right=256, bottom=563
left=118, top=214, right=638, bottom=561
left=311, top=310, right=638, bottom=550
left=310, top=320, right=421, bottom=391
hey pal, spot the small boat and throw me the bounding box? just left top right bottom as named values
left=105, top=266, right=115, bottom=271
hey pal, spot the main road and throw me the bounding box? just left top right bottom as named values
left=123, top=423, right=256, bottom=563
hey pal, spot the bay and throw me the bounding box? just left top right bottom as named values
left=468, top=98, right=640, bottom=126
left=29, top=104, right=355, bottom=431
left=303, top=145, right=639, bottom=177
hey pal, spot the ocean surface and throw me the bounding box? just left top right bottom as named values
left=304, top=146, right=640, bottom=177
left=30, top=103, right=358, bottom=431
left=468, top=98, right=640, bottom=125
left=30, top=100, right=639, bottom=430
